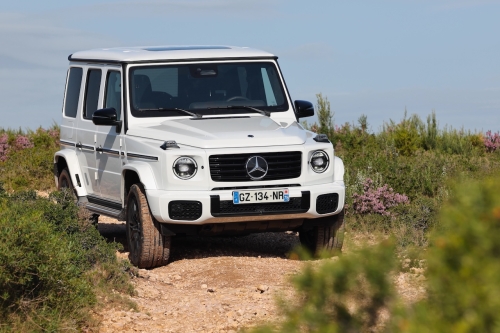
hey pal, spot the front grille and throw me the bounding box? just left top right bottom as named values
left=169, top=201, right=202, bottom=220
left=211, top=191, right=310, bottom=217
left=316, top=193, right=339, bottom=214
left=209, top=151, right=302, bottom=182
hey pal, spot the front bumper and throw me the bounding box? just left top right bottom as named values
left=146, top=181, right=345, bottom=224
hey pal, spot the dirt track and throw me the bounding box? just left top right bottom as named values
left=96, top=217, right=425, bottom=333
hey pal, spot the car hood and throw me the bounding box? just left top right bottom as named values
left=127, top=116, right=306, bottom=149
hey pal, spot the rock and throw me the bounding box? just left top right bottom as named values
left=173, top=275, right=182, bottom=280
left=207, top=287, right=216, bottom=293
left=257, top=285, right=269, bottom=293
left=201, top=284, right=208, bottom=289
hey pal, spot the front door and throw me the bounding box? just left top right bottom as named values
left=96, top=69, right=123, bottom=201
left=75, top=67, right=102, bottom=196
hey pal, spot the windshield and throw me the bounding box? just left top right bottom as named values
left=129, top=62, right=288, bottom=118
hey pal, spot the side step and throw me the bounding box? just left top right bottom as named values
left=78, top=195, right=125, bottom=220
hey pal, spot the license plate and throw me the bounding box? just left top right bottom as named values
left=232, top=189, right=289, bottom=204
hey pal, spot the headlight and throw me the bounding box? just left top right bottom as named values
left=173, top=156, right=197, bottom=179
left=309, top=150, right=329, bottom=173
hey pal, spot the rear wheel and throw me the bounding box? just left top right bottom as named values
left=300, top=209, right=345, bottom=256
left=57, top=168, right=77, bottom=199
left=126, top=184, right=171, bottom=268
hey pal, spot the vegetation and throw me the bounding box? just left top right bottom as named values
left=306, top=94, right=500, bottom=248
left=0, top=126, right=60, bottom=192
left=0, top=126, right=135, bottom=331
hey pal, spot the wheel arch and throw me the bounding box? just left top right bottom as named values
left=122, top=162, right=158, bottom=203
left=54, top=150, right=87, bottom=196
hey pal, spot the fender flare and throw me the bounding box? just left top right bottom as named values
left=333, top=156, right=345, bottom=183
left=122, top=162, right=158, bottom=191
left=54, top=150, right=87, bottom=197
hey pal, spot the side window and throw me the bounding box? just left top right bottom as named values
left=104, top=71, right=121, bottom=120
left=64, top=67, right=83, bottom=118
left=84, top=69, right=102, bottom=120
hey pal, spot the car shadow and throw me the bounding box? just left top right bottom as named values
left=97, top=221, right=301, bottom=263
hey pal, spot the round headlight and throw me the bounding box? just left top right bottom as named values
left=309, top=150, right=329, bottom=173
left=173, top=156, right=198, bottom=179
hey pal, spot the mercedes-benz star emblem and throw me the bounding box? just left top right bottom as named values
left=246, top=156, right=268, bottom=180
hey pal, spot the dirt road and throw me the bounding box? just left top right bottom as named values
left=96, top=217, right=424, bottom=333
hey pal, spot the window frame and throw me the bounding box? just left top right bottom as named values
left=104, top=70, right=122, bottom=121
left=83, top=68, right=103, bottom=120
left=63, top=66, right=83, bottom=119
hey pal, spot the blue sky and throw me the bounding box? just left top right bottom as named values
left=0, top=0, right=499, bottom=132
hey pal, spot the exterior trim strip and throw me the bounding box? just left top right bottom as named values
left=97, top=147, right=120, bottom=155
left=68, top=56, right=278, bottom=65
left=60, top=140, right=74, bottom=147
left=126, top=153, right=158, bottom=161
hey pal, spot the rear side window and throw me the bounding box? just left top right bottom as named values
left=64, top=67, right=83, bottom=118
left=104, top=71, right=122, bottom=120
left=84, top=69, right=102, bottom=119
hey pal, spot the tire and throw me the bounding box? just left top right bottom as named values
left=58, top=168, right=77, bottom=199
left=126, top=184, right=171, bottom=268
left=299, top=209, right=345, bottom=256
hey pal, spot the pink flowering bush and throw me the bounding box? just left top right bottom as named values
left=14, top=135, right=34, bottom=149
left=0, top=134, right=9, bottom=162
left=483, top=130, right=500, bottom=153
left=352, top=178, right=409, bottom=216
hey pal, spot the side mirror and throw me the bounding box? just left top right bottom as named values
left=294, top=100, right=314, bottom=118
left=92, top=108, right=122, bottom=131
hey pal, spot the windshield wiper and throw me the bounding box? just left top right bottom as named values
left=138, top=107, right=202, bottom=118
left=208, top=106, right=270, bottom=117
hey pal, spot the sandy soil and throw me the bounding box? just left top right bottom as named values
left=95, top=216, right=425, bottom=333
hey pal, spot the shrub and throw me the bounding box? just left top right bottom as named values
left=352, top=178, right=409, bottom=216
left=0, top=126, right=60, bottom=191
left=0, top=134, right=8, bottom=162
left=390, top=176, right=500, bottom=332
left=0, top=187, right=133, bottom=331
left=13, top=135, right=33, bottom=150
left=483, top=130, right=500, bottom=153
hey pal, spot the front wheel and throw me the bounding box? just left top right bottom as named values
left=299, top=210, right=345, bottom=256
left=126, top=184, right=171, bottom=268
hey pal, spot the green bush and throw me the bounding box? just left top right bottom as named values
left=390, top=176, right=500, bottom=332
left=0, top=185, right=133, bottom=331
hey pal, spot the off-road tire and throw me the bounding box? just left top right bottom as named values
left=299, top=209, right=345, bottom=256
left=126, top=184, right=171, bottom=268
left=57, top=168, right=78, bottom=199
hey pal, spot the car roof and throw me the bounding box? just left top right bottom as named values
left=69, top=45, right=277, bottom=63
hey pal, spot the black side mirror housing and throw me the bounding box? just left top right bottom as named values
left=294, top=100, right=314, bottom=118
left=92, top=108, right=122, bottom=132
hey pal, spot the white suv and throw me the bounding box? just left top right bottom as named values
left=54, top=45, right=346, bottom=268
